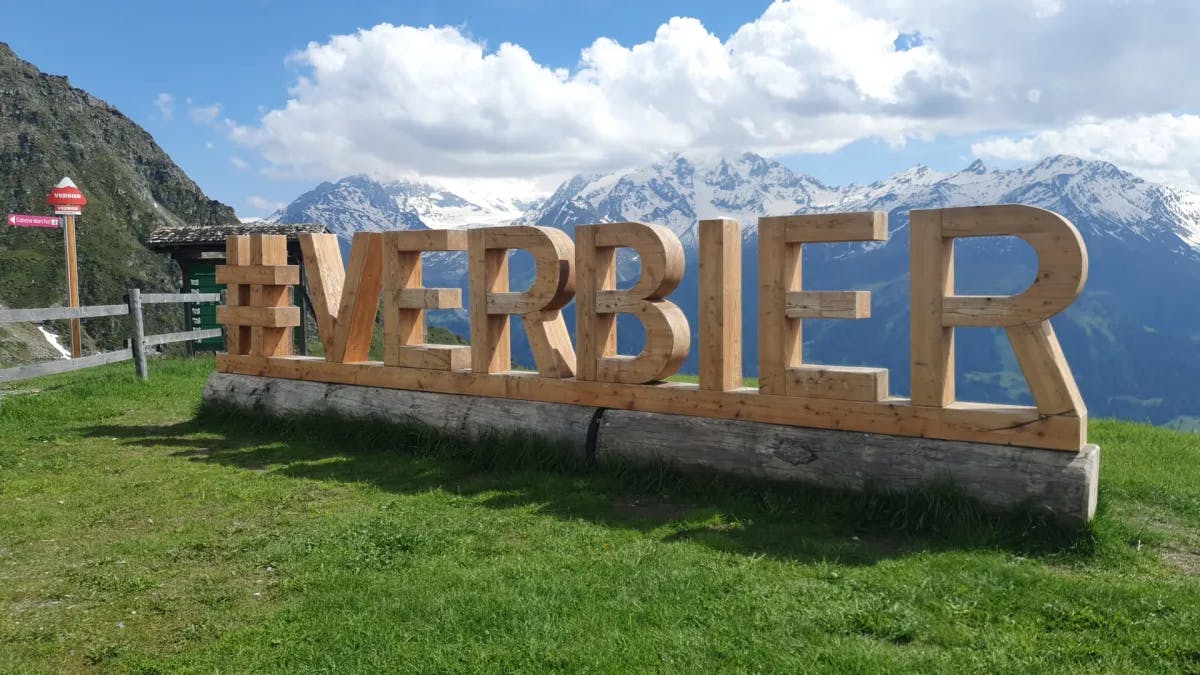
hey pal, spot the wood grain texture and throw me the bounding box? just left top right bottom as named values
left=909, top=205, right=1087, bottom=416
left=381, top=230, right=468, bottom=371
left=471, top=226, right=577, bottom=377
left=224, top=236, right=252, bottom=355
left=216, top=354, right=1085, bottom=451
left=784, top=364, right=888, bottom=402
left=204, top=372, right=594, bottom=459
left=785, top=291, right=870, bottom=319
left=909, top=209, right=956, bottom=407
left=937, top=205, right=1088, bottom=327
left=598, top=409, right=1098, bottom=524
left=215, top=265, right=299, bottom=286
left=216, top=306, right=301, bottom=328
left=468, top=230, right=512, bottom=374
left=759, top=212, right=888, bottom=401
left=759, top=211, right=887, bottom=243
left=1007, top=321, right=1086, bottom=416
left=699, top=218, right=742, bottom=392
left=757, top=218, right=801, bottom=395
left=576, top=222, right=689, bottom=384
left=298, top=233, right=345, bottom=355
left=329, top=233, right=384, bottom=363
left=203, top=372, right=1099, bottom=523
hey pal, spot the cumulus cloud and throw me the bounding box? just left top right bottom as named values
left=230, top=156, right=249, bottom=170
left=973, top=114, right=1200, bottom=191
left=228, top=0, right=1200, bottom=187
left=154, top=93, right=174, bottom=120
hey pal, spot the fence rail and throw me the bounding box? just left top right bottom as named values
left=0, top=304, right=129, bottom=324
left=0, top=290, right=222, bottom=384
left=141, top=292, right=222, bottom=305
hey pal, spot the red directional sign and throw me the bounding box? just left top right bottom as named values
left=7, top=213, right=62, bottom=228
left=46, top=177, right=86, bottom=215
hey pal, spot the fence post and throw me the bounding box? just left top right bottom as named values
left=128, top=288, right=148, bottom=381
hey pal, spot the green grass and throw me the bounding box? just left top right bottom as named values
left=1, top=359, right=1199, bottom=673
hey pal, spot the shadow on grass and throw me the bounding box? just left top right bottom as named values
left=81, top=402, right=1100, bottom=566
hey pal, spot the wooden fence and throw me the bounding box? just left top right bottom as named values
left=0, top=290, right=222, bottom=383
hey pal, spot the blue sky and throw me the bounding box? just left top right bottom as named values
left=3, top=0, right=1197, bottom=216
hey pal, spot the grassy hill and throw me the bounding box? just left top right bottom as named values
left=1, top=359, right=1198, bottom=671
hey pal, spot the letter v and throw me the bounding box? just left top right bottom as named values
left=299, top=232, right=383, bottom=363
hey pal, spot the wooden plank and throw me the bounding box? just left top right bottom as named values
left=383, top=344, right=471, bottom=371
left=598, top=410, right=1098, bottom=524
left=699, top=219, right=742, bottom=392
left=0, top=349, right=133, bottom=383
left=909, top=209, right=955, bottom=407
left=225, top=236, right=252, bottom=355
left=575, top=224, right=615, bottom=381
left=785, top=291, right=870, bottom=319
left=298, top=233, right=345, bottom=354
left=386, top=229, right=469, bottom=252
left=392, top=288, right=462, bottom=309
left=145, top=328, right=225, bottom=347
left=128, top=289, right=148, bottom=380
left=329, top=233, right=383, bottom=363
left=756, top=218, right=800, bottom=395
left=215, top=266, right=299, bottom=286
left=1007, top=321, right=1086, bottom=416
left=523, top=310, right=576, bottom=379
left=0, top=304, right=128, bottom=324
left=216, top=306, right=300, bottom=328
left=468, top=230, right=511, bottom=373
left=759, top=211, right=887, bottom=243
left=140, top=292, right=223, bottom=305
left=784, top=364, right=888, bottom=402
left=216, top=354, right=1086, bottom=451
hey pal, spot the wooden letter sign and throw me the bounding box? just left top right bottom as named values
left=217, top=204, right=1089, bottom=452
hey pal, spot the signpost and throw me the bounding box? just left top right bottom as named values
left=6, top=214, right=62, bottom=229
left=45, top=178, right=88, bottom=358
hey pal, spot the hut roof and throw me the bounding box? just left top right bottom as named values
left=147, top=221, right=328, bottom=250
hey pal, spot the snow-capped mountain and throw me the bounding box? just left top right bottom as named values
left=521, top=152, right=1200, bottom=258
left=270, top=175, right=533, bottom=236
left=272, top=154, right=1200, bottom=427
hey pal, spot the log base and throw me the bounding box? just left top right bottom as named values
left=203, top=372, right=1099, bottom=525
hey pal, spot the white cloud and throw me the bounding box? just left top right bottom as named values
left=188, top=101, right=223, bottom=125
left=230, top=2, right=962, bottom=181
left=229, top=0, right=1200, bottom=188
left=246, top=195, right=285, bottom=213
left=230, top=156, right=249, bottom=170
left=154, top=93, right=174, bottom=120
left=973, top=114, right=1200, bottom=191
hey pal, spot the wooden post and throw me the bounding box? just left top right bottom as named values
left=698, top=218, right=742, bottom=391
left=297, top=265, right=309, bottom=356
left=63, top=214, right=81, bottom=358
left=128, top=288, right=148, bottom=381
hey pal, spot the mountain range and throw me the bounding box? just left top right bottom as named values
left=274, top=153, right=1200, bottom=427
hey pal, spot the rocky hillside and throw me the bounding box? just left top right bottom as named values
left=0, top=43, right=238, bottom=360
